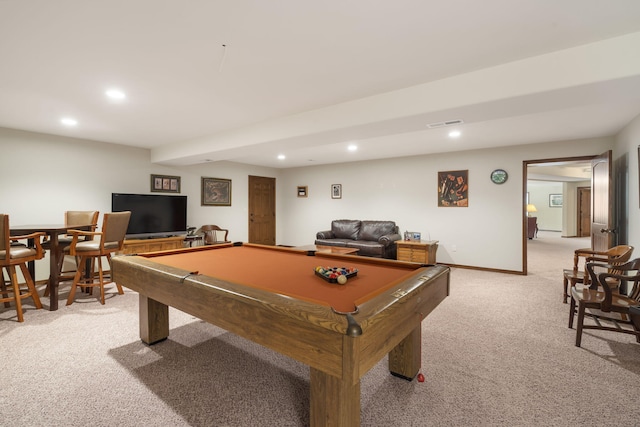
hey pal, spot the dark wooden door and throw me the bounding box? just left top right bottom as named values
left=590, top=150, right=613, bottom=251
left=577, top=187, right=591, bottom=237
left=248, top=175, right=276, bottom=245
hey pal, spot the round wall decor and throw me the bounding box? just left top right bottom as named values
left=490, top=169, right=508, bottom=184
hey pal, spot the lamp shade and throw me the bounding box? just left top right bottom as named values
left=526, top=204, right=537, bottom=213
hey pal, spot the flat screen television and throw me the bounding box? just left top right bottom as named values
left=112, top=193, right=187, bottom=239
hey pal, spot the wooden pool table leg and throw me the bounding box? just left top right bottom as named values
left=139, top=294, right=169, bottom=345
left=388, top=325, right=421, bottom=381
left=309, top=367, right=360, bottom=427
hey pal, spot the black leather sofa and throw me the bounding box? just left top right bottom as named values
left=315, top=219, right=402, bottom=259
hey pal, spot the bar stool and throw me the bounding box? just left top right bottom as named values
left=0, top=214, right=44, bottom=322
left=65, top=211, right=131, bottom=305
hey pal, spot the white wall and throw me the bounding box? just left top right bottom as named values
left=1, top=127, right=616, bottom=276
left=279, top=137, right=613, bottom=272
left=178, top=161, right=281, bottom=243
left=0, top=128, right=281, bottom=280
left=526, top=181, right=563, bottom=232
left=614, top=113, right=640, bottom=249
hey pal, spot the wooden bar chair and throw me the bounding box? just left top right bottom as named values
left=0, top=214, right=44, bottom=322
left=65, top=211, right=130, bottom=305
left=569, top=258, right=640, bottom=347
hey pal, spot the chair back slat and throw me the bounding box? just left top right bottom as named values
left=584, top=245, right=634, bottom=287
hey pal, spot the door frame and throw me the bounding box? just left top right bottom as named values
left=522, top=155, right=596, bottom=275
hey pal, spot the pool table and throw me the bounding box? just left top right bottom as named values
left=111, top=242, right=449, bottom=427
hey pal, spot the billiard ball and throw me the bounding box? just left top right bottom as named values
left=337, top=275, right=347, bottom=285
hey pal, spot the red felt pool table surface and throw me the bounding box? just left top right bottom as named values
left=147, top=243, right=422, bottom=313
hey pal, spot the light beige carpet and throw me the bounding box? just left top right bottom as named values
left=2, top=231, right=639, bottom=426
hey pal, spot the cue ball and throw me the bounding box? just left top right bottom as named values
left=337, top=275, right=347, bottom=285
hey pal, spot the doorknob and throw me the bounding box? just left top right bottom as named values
left=600, top=228, right=616, bottom=234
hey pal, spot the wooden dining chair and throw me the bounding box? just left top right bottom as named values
left=569, top=258, right=640, bottom=347
left=0, top=214, right=44, bottom=322
left=196, top=225, right=230, bottom=245
left=562, top=245, right=633, bottom=303
left=65, top=211, right=130, bottom=305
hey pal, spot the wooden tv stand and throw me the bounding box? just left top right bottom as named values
left=121, top=236, right=185, bottom=254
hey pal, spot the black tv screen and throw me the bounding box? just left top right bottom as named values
left=112, top=193, right=187, bottom=239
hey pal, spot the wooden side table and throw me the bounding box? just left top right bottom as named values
left=395, top=240, right=439, bottom=264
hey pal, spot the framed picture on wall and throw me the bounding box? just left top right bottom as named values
left=331, top=184, right=342, bottom=199
left=438, top=170, right=468, bottom=207
left=297, top=186, right=308, bottom=197
left=201, top=177, right=232, bottom=206
left=150, top=174, right=180, bottom=193
left=549, top=194, right=563, bottom=207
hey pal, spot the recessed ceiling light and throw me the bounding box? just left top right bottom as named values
left=277, top=154, right=286, bottom=160
left=105, top=88, right=126, bottom=100
left=61, top=117, right=78, bottom=126
left=448, top=130, right=461, bottom=138
left=347, top=145, right=358, bottom=152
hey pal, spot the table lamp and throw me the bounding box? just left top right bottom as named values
left=526, top=204, right=537, bottom=217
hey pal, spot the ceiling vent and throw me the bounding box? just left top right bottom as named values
left=426, top=119, right=464, bottom=129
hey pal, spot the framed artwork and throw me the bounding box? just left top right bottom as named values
left=201, top=177, right=232, bottom=206
left=331, top=184, right=342, bottom=199
left=549, top=194, right=563, bottom=207
left=297, top=186, right=308, bottom=198
left=438, top=170, right=468, bottom=207
left=151, top=174, right=180, bottom=193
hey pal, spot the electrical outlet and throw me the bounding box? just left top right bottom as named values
left=451, top=244, right=457, bottom=252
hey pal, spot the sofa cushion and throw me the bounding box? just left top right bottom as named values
left=314, top=238, right=351, bottom=247
left=345, top=240, right=385, bottom=257
left=359, top=221, right=397, bottom=242
left=331, top=220, right=361, bottom=240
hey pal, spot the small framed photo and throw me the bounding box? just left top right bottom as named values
left=331, top=184, right=342, bottom=199
left=151, top=174, right=180, bottom=193
left=297, top=186, right=308, bottom=198
left=404, top=231, right=422, bottom=241
left=202, top=177, right=232, bottom=206
left=549, top=194, right=563, bottom=207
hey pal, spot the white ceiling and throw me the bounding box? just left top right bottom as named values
left=2, top=0, right=640, bottom=169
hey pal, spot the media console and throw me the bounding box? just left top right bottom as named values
left=120, top=236, right=185, bottom=254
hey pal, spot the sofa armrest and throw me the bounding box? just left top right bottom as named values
left=316, top=230, right=335, bottom=239
left=378, top=233, right=402, bottom=246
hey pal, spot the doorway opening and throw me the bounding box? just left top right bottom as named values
left=523, top=156, right=594, bottom=275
